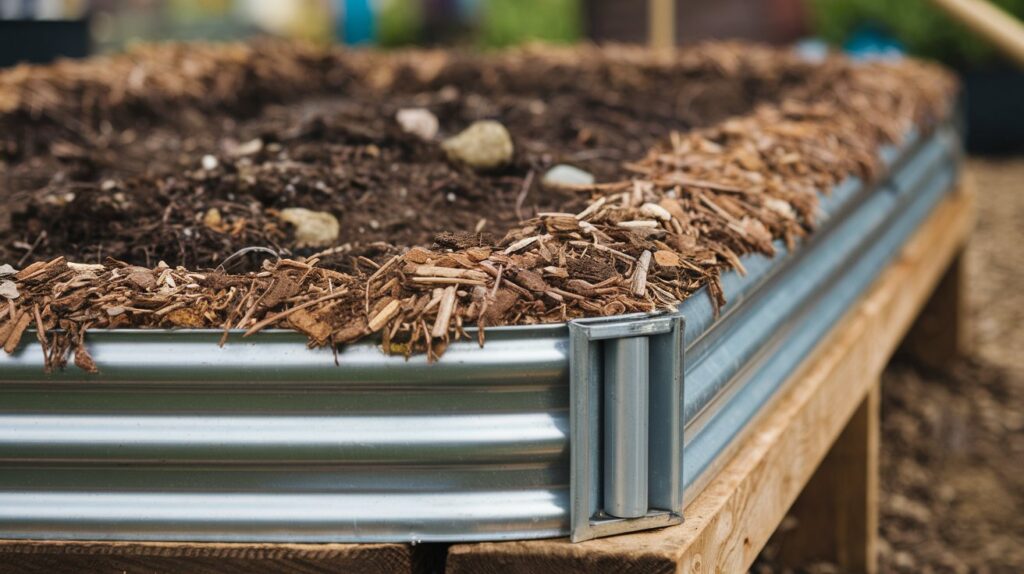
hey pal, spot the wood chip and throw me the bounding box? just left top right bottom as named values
left=3, top=312, right=32, bottom=354
left=368, top=299, right=402, bottom=332
left=630, top=250, right=652, bottom=297
left=431, top=286, right=457, bottom=338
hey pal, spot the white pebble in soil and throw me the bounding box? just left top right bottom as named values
left=396, top=108, right=439, bottom=141
left=442, top=120, right=514, bottom=170
left=278, top=208, right=340, bottom=248
left=542, top=164, right=594, bottom=187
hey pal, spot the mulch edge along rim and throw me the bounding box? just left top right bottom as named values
left=0, top=42, right=959, bottom=371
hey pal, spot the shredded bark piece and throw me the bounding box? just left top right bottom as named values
left=0, top=41, right=957, bottom=371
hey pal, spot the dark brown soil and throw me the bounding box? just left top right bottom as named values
left=0, top=42, right=956, bottom=371
left=755, top=158, right=1024, bottom=573
left=1, top=43, right=813, bottom=272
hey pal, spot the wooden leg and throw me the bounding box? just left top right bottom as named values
left=900, top=250, right=971, bottom=370
left=775, top=382, right=880, bottom=574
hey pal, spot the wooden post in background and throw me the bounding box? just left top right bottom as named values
left=649, top=0, right=676, bottom=48
left=929, top=0, right=1024, bottom=68
left=775, top=382, right=881, bottom=574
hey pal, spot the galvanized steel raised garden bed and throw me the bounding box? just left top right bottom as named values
left=0, top=121, right=962, bottom=543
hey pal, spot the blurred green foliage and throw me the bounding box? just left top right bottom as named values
left=377, top=0, right=423, bottom=46
left=377, top=0, right=581, bottom=47
left=479, top=0, right=581, bottom=47
left=809, top=0, right=1024, bottom=67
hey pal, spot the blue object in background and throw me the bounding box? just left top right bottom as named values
left=338, top=0, right=376, bottom=44
left=844, top=25, right=905, bottom=60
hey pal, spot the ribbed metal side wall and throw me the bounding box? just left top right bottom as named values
left=681, top=125, right=961, bottom=498
left=0, top=124, right=960, bottom=543
left=0, top=329, right=572, bottom=542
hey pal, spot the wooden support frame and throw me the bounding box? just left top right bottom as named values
left=0, top=183, right=973, bottom=573
left=900, top=250, right=972, bottom=370
left=0, top=540, right=421, bottom=574
left=447, top=182, right=974, bottom=573
left=774, top=383, right=881, bottom=572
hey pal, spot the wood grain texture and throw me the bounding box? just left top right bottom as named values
left=775, top=383, right=881, bottom=573
left=900, top=251, right=971, bottom=370
left=446, top=182, right=975, bottom=574
left=0, top=540, right=418, bottom=574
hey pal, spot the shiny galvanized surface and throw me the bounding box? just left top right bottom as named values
left=0, top=125, right=960, bottom=543
left=0, top=328, right=573, bottom=542
left=682, top=127, right=961, bottom=499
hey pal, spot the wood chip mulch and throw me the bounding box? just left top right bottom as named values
left=0, top=42, right=958, bottom=371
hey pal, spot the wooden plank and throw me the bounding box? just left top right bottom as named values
left=900, top=250, right=971, bottom=370
left=929, top=0, right=1024, bottom=68
left=774, top=382, right=881, bottom=573
left=446, top=182, right=975, bottom=574
left=0, top=540, right=420, bottom=574
left=648, top=0, right=676, bottom=48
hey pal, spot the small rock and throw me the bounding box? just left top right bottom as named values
left=201, top=154, right=219, bottom=171
left=0, top=280, right=19, bottom=300
left=396, top=108, right=439, bottom=141
left=278, top=208, right=340, bottom=248
left=542, top=164, right=595, bottom=188
left=442, top=120, right=514, bottom=170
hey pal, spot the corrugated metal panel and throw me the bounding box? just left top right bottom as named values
left=0, top=329, right=573, bottom=542
left=0, top=125, right=960, bottom=543
left=682, top=127, right=961, bottom=500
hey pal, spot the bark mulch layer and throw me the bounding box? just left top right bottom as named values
left=0, top=41, right=956, bottom=371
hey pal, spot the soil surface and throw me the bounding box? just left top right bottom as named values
left=755, top=158, right=1024, bottom=573
left=1, top=43, right=813, bottom=272
left=0, top=42, right=955, bottom=371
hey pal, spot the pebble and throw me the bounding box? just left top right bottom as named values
left=201, top=154, right=219, bottom=171
left=0, top=280, right=19, bottom=300
left=542, top=164, right=595, bottom=187
left=442, top=120, right=514, bottom=170
left=396, top=108, right=439, bottom=141
left=278, top=208, right=340, bottom=248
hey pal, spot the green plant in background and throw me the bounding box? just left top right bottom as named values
left=378, top=0, right=423, bottom=46
left=479, top=0, right=581, bottom=47
left=809, top=0, right=1024, bottom=67
left=377, top=0, right=581, bottom=47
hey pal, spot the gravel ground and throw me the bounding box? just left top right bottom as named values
left=756, top=158, right=1024, bottom=573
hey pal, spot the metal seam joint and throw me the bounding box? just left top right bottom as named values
left=568, top=310, right=685, bottom=542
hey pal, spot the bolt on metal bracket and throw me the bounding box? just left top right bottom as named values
left=568, top=310, right=685, bottom=542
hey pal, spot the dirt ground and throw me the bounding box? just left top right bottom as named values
left=756, top=157, right=1024, bottom=573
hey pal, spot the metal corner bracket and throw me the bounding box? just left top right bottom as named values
left=568, top=310, right=685, bottom=542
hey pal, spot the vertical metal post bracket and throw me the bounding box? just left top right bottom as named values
left=569, top=310, right=685, bottom=542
